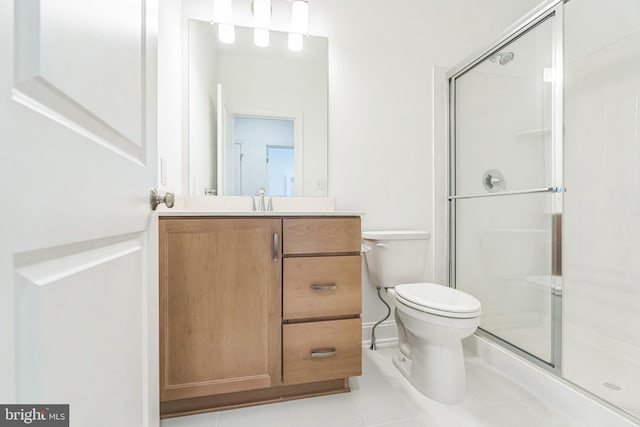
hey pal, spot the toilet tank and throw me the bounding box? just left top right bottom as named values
left=362, top=230, right=431, bottom=287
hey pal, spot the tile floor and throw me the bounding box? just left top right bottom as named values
left=161, top=344, right=578, bottom=427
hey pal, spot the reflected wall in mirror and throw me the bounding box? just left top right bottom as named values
left=188, top=20, right=328, bottom=197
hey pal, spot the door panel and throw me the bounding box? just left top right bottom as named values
left=14, top=0, right=144, bottom=160
left=452, top=13, right=560, bottom=366
left=1, top=0, right=157, bottom=425
left=15, top=239, right=144, bottom=424
left=456, top=193, right=555, bottom=362
left=455, top=17, right=554, bottom=196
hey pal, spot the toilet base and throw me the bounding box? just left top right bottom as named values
left=392, top=338, right=467, bottom=404
left=392, top=348, right=412, bottom=379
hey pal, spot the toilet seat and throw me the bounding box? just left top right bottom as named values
left=395, top=283, right=481, bottom=319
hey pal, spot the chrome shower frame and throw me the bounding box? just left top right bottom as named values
left=446, top=0, right=565, bottom=371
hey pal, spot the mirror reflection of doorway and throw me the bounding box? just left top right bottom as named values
left=232, top=141, right=243, bottom=196
left=233, top=116, right=295, bottom=196
left=267, top=146, right=294, bottom=196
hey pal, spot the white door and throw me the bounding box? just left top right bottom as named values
left=232, top=141, right=243, bottom=195
left=215, top=83, right=235, bottom=196
left=267, top=146, right=295, bottom=197
left=0, top=1, right=158, bottom=426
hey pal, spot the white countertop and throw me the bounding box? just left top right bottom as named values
left=158, top=210, right=363, bottom=217
left=156, top=195, right=362, bottom=217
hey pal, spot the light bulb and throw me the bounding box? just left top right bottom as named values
left=253, top=0, right=271, bottom=28
left=213, top=0, right=232, bottom=23
left=213, top=0, right=234, bottom=43
left=254, top=28, right=269, bottom=47
left=218, top=23, right=235, bottom=44
left=288, top=33, right=303, bottom=52
left=291, top=0, right=309, bottom=34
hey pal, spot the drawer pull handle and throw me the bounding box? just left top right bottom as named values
left=310, top=284, right=337, bottom=291
left=311, top=348, right=337, bottom=358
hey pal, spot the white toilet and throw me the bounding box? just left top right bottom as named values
left=362, top=230, right=481, bottom=404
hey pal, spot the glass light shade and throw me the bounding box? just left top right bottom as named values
left=288, top=33, right=303, bottom=52
left=218, top=23, right=235, bottom=44
left=254, top=28, right=270, bottom=47
left=291, top=0, right=309, bottom=34
left=213, top=0, right=232, bottom=23
left=253, top=0, right=271, bottom=28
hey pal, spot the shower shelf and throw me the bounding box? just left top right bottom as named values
left=515, top=128, right=550, bottom=138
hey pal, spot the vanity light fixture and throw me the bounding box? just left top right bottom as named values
left=288, top=0, right=308, bottom=51
left=253, top=0, right=271, bottom=47
left=213, top=0, right=235, bottom=43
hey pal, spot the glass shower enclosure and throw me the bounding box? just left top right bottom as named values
left=448, top=2, right=564, bottom=369
left=447, top=0, right=640, bottom=422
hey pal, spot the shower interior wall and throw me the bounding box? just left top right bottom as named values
left=562, top=0, right=640, bottom=417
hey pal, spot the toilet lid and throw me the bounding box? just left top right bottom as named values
left=395, top=283, right=481, bottom=318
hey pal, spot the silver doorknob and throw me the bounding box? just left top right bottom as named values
left=150, top=188, right=175, bottom=210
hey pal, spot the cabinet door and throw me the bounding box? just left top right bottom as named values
left=160, top=218, right=282, bottom=401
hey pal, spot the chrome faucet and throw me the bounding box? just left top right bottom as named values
left=255, top=187, right=266, bottom=212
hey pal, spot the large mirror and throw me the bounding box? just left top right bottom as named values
left=188, top=20, right=328, bottom=197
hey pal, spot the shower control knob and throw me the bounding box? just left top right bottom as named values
left=483, top=169, right=506, bottom=193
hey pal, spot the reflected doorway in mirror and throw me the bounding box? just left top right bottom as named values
left=229, top=115, right=296, bottom=196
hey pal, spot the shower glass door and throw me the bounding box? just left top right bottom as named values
left=449, top=7, right=563, bottom=366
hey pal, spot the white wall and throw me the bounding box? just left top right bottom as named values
left=188, top=20, right=219, bottom=195
left=158, top=0, right=182, bottom=193
left=158, top=0, right=539, bottom=333
left=314, top=0, right=539, bottom=330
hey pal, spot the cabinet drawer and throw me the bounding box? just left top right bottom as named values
left=283, top=218, right=361, bottom=255
left=284, top=256, right=361, bottom=320
left=283, top=318, right=362, bottom=385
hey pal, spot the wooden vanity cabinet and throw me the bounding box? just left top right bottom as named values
left=159, top=218, right=282, bottom=402
left=159, top=216, right=361, bottom=418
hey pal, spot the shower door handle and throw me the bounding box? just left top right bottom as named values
left=449, top=186, right=566, bottom=200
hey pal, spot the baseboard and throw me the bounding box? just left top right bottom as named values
left=465, top=334, right=640, bottom=427
left=361, top=320, right=397, bottom=346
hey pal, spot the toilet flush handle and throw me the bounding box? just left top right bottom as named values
left=375, top=242, right=388, bottom=248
